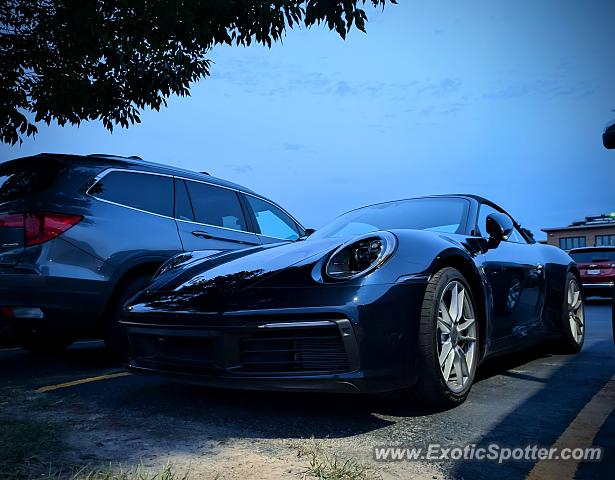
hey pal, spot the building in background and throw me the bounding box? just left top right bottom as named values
left=543, top=213, right=615, bottom=250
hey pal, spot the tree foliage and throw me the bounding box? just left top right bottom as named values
left=0, top=0, right=393, bottom=145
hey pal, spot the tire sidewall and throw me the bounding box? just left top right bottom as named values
left=560, top=272, right=585, bottom=352
left=418, top=267, right=479, bottom=406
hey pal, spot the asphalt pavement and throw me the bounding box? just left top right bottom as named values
left=1, top=301, right=613, bottom=479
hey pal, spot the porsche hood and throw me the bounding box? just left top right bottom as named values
left=125, top=237, right=343, bottom=313
left=124, top=229, right=470, bottom=315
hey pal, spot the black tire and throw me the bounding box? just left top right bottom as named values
left=554, top=272, right=585, bottom=354
left=103, top=274, right=152, bottom=359
left=412, top=267, right=480, bottom=408
left=9, top=326, right=75, bottom=354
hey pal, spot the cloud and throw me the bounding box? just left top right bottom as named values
left=282, top=143, right=305, bottom=151
left=211, top=56, right=461, bottom=104
left=482, top=78, right=596, bottom=101
left=282, top=143, right=318, bottom=154
left=335, top=81, right=355, bottom=96
left=225, top=164, right=253, bottom=174
left=418, top=78, right=462, bottom=96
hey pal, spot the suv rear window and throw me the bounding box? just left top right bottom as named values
left=89, top=171, right=173, bottom=217
left=0, top=158, right=66, bottom=203
left=570, top=250, right=615, bottom=263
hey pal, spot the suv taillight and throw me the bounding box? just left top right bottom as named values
left=0, top=213, right=82, bottom=246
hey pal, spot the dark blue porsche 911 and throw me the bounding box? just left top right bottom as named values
left=121, top=195, right=584, bottom=407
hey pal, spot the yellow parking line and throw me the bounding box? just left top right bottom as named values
left=527, top=372, right=615, bottom=480
left=35, top=371, right=131, bottom=393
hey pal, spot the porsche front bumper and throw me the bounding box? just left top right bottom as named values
left=122, top=281, right=428, bottom=394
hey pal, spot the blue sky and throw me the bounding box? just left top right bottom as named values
left=1, top=0, right=614, bottom=239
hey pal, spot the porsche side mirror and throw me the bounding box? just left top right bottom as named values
left=486, top=213, right=513, bottom=245
left=298, top=228, right=315, bottom=241
left=604, top=121, right=615, bottom=149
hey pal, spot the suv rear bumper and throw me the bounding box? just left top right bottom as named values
left=582, top=281, right=614, bottom=298
left=0, top=271, right=109, bottom=330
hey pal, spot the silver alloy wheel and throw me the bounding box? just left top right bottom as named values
left=437, top=280, right=477, bottom=393
left=567, top=279, right=584, bottom=344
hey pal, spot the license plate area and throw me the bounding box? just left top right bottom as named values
left=587, top=269, right=601, bottom=275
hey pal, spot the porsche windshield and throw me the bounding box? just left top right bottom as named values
left=310, top=197, right=470, bottom=240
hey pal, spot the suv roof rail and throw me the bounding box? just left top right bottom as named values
left=87, top=153, right=143, bottom=160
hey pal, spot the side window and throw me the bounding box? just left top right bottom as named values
left=508, top=226, right=528, bottom=244
left=174, top=179, right=194, bottom=221
left=476, top=203, right=527, bottom=244
left=184, top=181, right=247, bottom=231
left=0, top=158, right=66, bottom=203
left=245, top=195, right=300, bottom=241
left=560, top=236, right=586, bottom=250
left=89, top=171, right=173, bottom=217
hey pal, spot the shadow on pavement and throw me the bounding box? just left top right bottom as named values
left=451, top=339, right=615, bottom=480
left=2, top=306, right=613, bottom=452
left=0, top=341, right=121, bottom=386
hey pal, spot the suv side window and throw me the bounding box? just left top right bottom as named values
left=245, top=195, right=301, bottom=241
left=184, top=181, right=247, bottom=231
left=476, top=203, right=528, bottom=244
left=174, top=179, right=194, bottom=222
left=89, top=171, right=173, bottom=217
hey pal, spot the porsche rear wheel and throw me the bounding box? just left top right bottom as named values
left=414, top=267, right=479, bottom=408
left=554, top=272, right=585, bottom=353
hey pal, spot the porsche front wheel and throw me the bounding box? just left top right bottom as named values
left=414, top=267, right=479, bottom=408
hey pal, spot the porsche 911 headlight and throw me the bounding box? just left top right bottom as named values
left=324, top=232, right=397, bottom=280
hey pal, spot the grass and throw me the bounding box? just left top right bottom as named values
left=0, top=387, right=190, bottom=480
left=0, top=417, right=65, bottom=478
left=295, top=440, right=376, bottom=480
left=0, top=433, right=191, bottom=480
left=0, top=416, right=189, bottom=480
left=49, top=463, right=191, bottom=480
left=0, top=385, right=74, bottom=478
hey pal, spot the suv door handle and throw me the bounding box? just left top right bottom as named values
left=192, top=230, right=213, bottom=239
left=192, top=230, right=255, bottom=245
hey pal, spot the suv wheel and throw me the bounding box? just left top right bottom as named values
left=103, top=274, right=152, bottom=360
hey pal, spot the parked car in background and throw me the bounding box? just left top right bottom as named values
left=0, top=153, right=305, bottom=356
left=122, top=195, right=583, bottom=407
left=569, top=247, right=615, bottom=298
